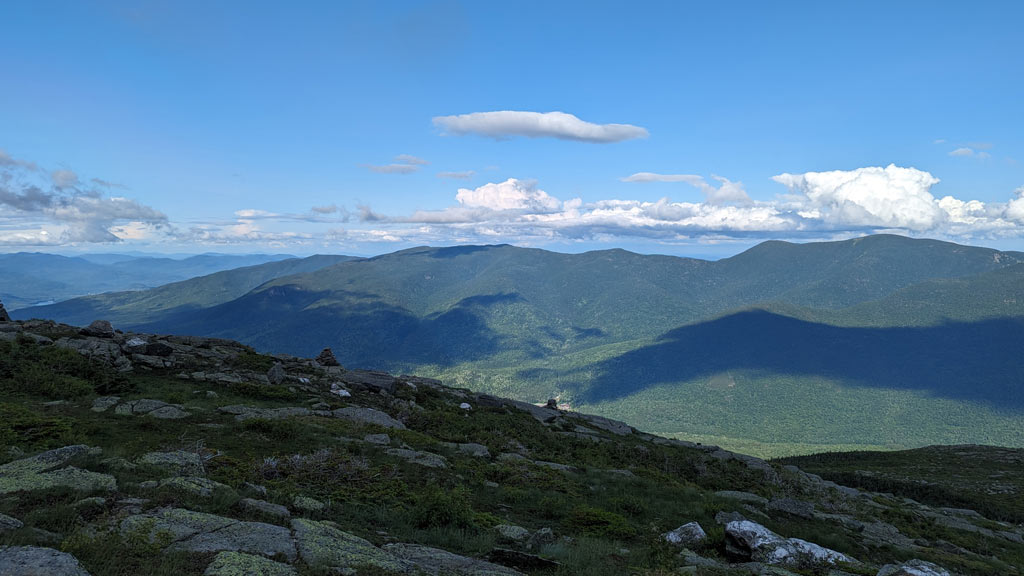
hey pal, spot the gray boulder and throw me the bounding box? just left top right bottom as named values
left=364, top=433, right=391, bottom=445
left=725, top=520, right=852, bottom=566
left=332, top=406, right=406, bottom=429
left=0, top=512, right=23, bottom=532
left=877, top=560, right=951, bottom=576
left=662, top=522, right=707, bottom=547
left=292, top=495, right=326, bottom=513
left=91, top=396, right=120, bottom=412
left=291, top=518, right=412, bottom=573
left=767, top=497, right=815, bottom=519
left=114, top=399, right=190, bottom=419
left=715, top=490, right=768, bottom=506
left=0, top=546, right=91, bottom=575
left=384, top=543, right=524, bottom=575
left=218, top=405, right=312, bottom=421
left=81, top=320, right=115, bottom=338
left=267, top=363, right=285, bottom=385
left=239, top=498, right=290, bottom=520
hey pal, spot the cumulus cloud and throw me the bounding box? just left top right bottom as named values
left=437, top=170, right=475, bottom=179
left=773, top=165, right=945, bottom=231
left=432, top=111, right=648, bottom=143
left=455, top=178, right=562, bottom=212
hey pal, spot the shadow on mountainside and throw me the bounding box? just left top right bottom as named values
left=134, top=285, right=515, bottom=368
left=573, top=309, right=1024, bottom=411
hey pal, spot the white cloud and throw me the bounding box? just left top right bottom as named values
left=1007, top=187, right=1024, bottom=222
left=621, top=173, right=704, bottom=184
left=311, top=204, right=339, bottom=214
left=623, top=172, right=751, bottom=205
left=772, top=165, right=944, bottom=231
left=948, top=146, right=991, bottom=159
left=366, top=163, right=419, bottom=175
left=432, top=111, right=648, bottom=143
left=394, top=154, right=428, bottom=166
left=437, top=170, right=475, bottom=179
left=455, top=178, right=561, bottom=212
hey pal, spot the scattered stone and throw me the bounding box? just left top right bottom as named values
left=90, top=396, right=120, bottom=412
left=459, top=402, right=472, bottom=410
left=204, top=551, right=296, bottom=576
left=0, top=445, right=116, bottom=495
left=533, top=460, right=576, bottom=472
left=138, top=451, right=204, bottom=476
left=526, top=527, right=555, bottom=551
left=386, top=448, right=448, bottom=468
left=724, top=520, right=852, bottom=567
left=576, top=414, right=632, bottom=435
left=292, top=495, right=326, bottom=513
left=714, top=491, right=768, bottom=506
left=384, top=543, right=524, bottom=575
left=81, top=320, right=115, bottom=338
left=0, top=546, right=91, bottom=575
left=0, top=512, right=23, bottom=532
left=662, top=522, right=707, bottom=547
left=495, top=524, right=531, bottom=542
left=239, top=498, right=290, bottom=520
left=338, top=370, right=398, bottom=394
left=291, top=518, right=411, bottom=573
left=245, top=482, right=268, bottom=497
left=332, top=406, right=406, bottom=429
left=122, top=508, right=296, bottom=561
left=114, top=399, right=190, bottom=419
left=159, top=477, right=231, bottom=498
left=267, top=363, right=285, bottom=385
left=315, top=348, right=340, bottom=367
left=72, top=497, right=107, bottom=510
left=877, top=560, right=951, bottom=576
left=444, top=442, right=491, bottom=458
left=364, top=433, right=391, bottom=445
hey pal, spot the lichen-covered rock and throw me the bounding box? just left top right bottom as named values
left=384, top=543, right=524, bottom=575
left=122, top=508, right=296, bottom=561
left=725, top=520, right=851, bottom=567
left=495, top=524, right=530, bottom=542
left=662, top=522, right=707, bottom=547
left=0, top=546, right=91, bottom=575
left=292, top=495, right=326, bottom=514
left=159, top=476, right=231, bottom=497
left=0, top=445, right=116, bottom=495
left=715, top=491, right=768, bottom=506
left=291, top=518, right=412, bottom=573
left=442, top=442, right=491, bottom=458
left=204, top=551, right=297, bottom=576
left=332, top=406, right=406, bottom=429
left=267, top=363, right=285, bottom=385
left=877, top=559, right=951, bottom=576
left=138, top=451, right=204, bottom=476
left=386, top=448, right=448, bottom=469
left=767, top=497, right=815, bottom=519
left=364, top=433, right=391, bottom=445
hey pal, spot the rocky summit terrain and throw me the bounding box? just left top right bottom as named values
left=0, top=316, right=1022, bottom=575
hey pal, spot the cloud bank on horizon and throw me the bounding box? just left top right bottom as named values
left=4, top=145, right=1022, bottom=251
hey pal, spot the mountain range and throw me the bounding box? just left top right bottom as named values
left=16, top=235, right=1024, bottom=456
left=0, top=252, right=298, bottom=310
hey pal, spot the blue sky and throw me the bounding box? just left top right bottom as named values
left=1, top=0, right=1022, bottom=257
